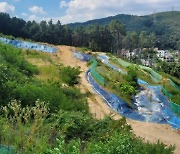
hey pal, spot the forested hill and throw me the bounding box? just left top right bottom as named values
left=0, top=11, right=180, bottom=50
left=69, top=11, right=180, bottom=34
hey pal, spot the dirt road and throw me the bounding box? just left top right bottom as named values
left=57, top=45, right=180, bottom=154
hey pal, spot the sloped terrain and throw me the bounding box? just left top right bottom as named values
left=54, top=46, right=180, bottom=154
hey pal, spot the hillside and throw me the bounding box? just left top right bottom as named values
left=68, top=11, right=180, bottom=34
left=1, top=41, right=178, bottom=153
left=0, top=11, right=180, bottom=51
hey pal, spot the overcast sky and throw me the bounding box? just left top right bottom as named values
left=0, top=0, right=180, bottom=24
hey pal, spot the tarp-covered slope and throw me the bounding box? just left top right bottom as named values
left=74, top=52, right=180, bottom=129
left=0, top=37, right=57, bottom=53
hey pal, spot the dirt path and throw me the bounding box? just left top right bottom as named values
left=56, top=45, right=180, bottom=154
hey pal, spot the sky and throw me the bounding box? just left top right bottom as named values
left=0, top=0, right=180, bottom=24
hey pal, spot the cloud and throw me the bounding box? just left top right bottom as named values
left=22, top=12, right=28, bottom=16
left=58, top=0, right=124, bottom=24
left=60, top=0, right=68, bottom=8
left=56, top=0, right=180, bottom=24
left=0, top=2, right=15, bottom=14
left=29, top=6, right=46, bottom=14
left=28, top=14, right=42, bottom=21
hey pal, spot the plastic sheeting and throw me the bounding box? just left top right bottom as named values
left=86, top=69, right=180, bottom=129
left=0, top=37, right=57, bottom=53
left=73, top=51, right=92, bottom=62
left=86, top=69, right=166, bottom=123
left=107, top=55, right=162, bottom=83
left=97, top=54, right=127, bottom=74
left=139, top=65, right=162, bottom=83
left=169, top=79, right=180, bottom=91
left=73, top=52, right=180, bottom=129
left=95, top=54, right=180, bottom=128
left=90, top=59, right=105, bottom=86
left=161, top=86, right=172, bottom=100
left=117, top=58, right=133, bottom=67
left=170, top=102, right=180, bottom=116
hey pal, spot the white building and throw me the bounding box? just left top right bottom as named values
left=156, top=50, right=168, bottom=58
left=141, top=59, right=153, bottom=67
left=164, top=53, right=174, bottom=62
left=156, top=50, right=174, bottom=62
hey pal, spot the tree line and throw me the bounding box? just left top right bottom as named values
left=0, top=12, right=178, bottom=54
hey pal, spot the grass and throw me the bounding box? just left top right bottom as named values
left=159, top=72, right=180, bottom=85
left=23, top=49, right=61, bottom=82
left=23, top=49, right=53, bottom=62
left=95, top=64, right=133, bottom=106
left=24, top=48, right=180, bottom=106
left=162, top=79, right=180, bottom=105
left=77, top=47, right=92, bottom=53
left=110, top=58, right=155, bottom=85
left=36, top=65, right=60, bottom=81
left=109, top=58, right=127, bottom=72
left=99, top=55, right=180, bottom=106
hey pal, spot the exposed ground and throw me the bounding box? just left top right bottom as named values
left=29, top=45, right=180, bottom=154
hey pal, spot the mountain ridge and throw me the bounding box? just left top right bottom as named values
left=68, top=11, right=180, bottom=34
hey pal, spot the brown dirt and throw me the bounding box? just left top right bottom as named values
left=56, top=45, right=180, bottom=154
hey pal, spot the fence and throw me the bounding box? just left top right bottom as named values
left=90, top=59, right=105, bottom=86
left=139, top=65, right=162, bottom=83
left=161, top=86, right=180, bottom=116
left=169, top=79, right=180, bottom=91
left=116, top=58, right=133, bottom=67
left=170, top=102, right=180, bottom=116
left=161, top=86, right=172, bottom=100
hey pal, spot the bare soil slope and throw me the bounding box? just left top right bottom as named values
left=57, top=45, right=180, bottom=154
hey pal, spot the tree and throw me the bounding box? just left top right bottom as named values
left=108, top=20, right=126, bottom=54
left=139, top=31, right=148, bottom=48
left=147, top=33, right=156, bottom=48
left=123, top=32, right=138, bottom=51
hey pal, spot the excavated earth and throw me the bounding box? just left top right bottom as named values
left=56, top=45, right=180, bottom=154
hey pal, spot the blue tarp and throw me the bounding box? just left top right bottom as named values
left=73, top=51, right=92, bottom=62
left=72, top=50, right=180, bottom=129
left=86, top=69, right=180, bottom=128
left=0, top=37, right=57, bottom=53
left=96, top=54, right=180, bottom=128
left=86, top=69, right=166, bottom=123
left=97, top=54, right=127, bottom=74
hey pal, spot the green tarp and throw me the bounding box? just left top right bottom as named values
left=170, top=102, right=180, bottom=116
left=90, top=59, right=105, bottom=86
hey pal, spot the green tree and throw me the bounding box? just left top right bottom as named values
left=108, top=20, right=126, bottom=54
left=59, top=66, right=81, bottom=86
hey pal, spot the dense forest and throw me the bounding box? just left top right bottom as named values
left=0, top=43, right=175, bottom=153
left=69, top=11, right=180, bottom=50
left=0, top=11, right=180, bottom=53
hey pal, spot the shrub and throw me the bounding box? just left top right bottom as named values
left=0, top=100, right=50, bottom=153
left=126, top=66, right=138, bottom=89
left=13, top=82, right=88, bottom=113
left=48, top=137, right=80, bottom=154
left=0, top=43, right=38, bottom=76
left=59, top=66, right=81, bottom=86
left=120, top=83, right=137, bottom=95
